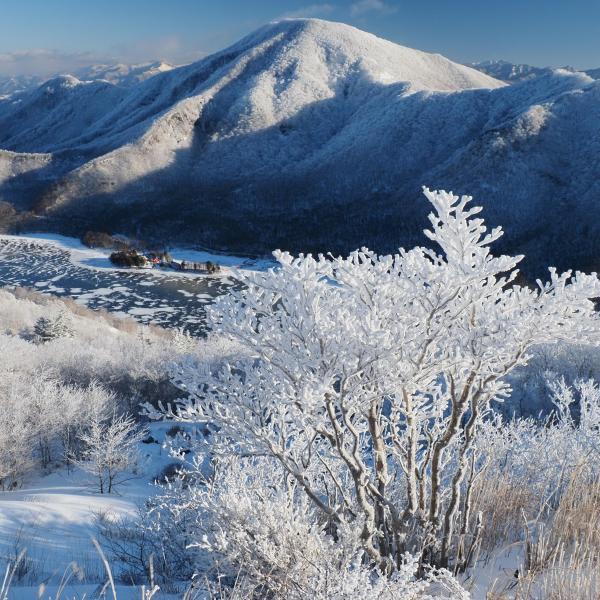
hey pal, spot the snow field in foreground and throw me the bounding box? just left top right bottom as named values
left=0, top=422, right=192, bottom=599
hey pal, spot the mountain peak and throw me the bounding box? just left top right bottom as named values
left=4, top=19, right=598, bottom=277
left=212, top=17, right=504, bottom=97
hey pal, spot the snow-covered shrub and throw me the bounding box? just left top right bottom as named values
left=474, top=426, right=600, bottom=599
left=147, top=457, right=468, bottom=600
left=96, top=494, right=198, bottom=585
left=468, top=376, right=600, bottom=561
left=504, top=343, right=600, bottom=417
left=155, top=187, right=600, bottom=581
left=172, top=327, right=199, bottom=354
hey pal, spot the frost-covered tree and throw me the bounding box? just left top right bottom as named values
left=172, top=327, right=198, bottom=354
left=33, top=311, right=73, bottom=343
left=58, top=381, right=115, bottom=466
left=160, top=187, right=600, bottom=577
left=75, top=412, right=146, bottom=493
left=32, top=316, right=54, bottom=343
left=0, top=404, right=33, bottom=490
left=0, top=370, right=115, bottom=486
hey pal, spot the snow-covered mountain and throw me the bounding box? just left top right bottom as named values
left=1, top=19, right=599, bottom=275
left=0, top=61, right=174, bottom=98
left=73, top=60, right=174, bottom=86
left=0, top=74, right=45, bottom=98
left=586, top=67, right=600, bottom=79
left=470, top=59, right=600, bottom=83
left=469, top=59, right=554, bottom=82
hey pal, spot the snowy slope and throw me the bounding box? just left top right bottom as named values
left=0, top=76, right=128, bottom=152
left=0, top=20, right=502, bottom=209
left=0, top=19, right=599, bottom=274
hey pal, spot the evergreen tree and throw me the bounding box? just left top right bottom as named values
left=33, top=311, right=74, bottom=343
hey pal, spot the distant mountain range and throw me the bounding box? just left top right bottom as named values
left=469, top=59, right=600, bottom=83
left=73, top=61, right=175, bottom=87
left=0, top=75, right=45, bottom=98
left=0, top=61, right=174, bottom=97
left=1, top=19, right=599, bottom=276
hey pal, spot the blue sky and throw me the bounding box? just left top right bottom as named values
left=1, top=0, right=599, bottom=75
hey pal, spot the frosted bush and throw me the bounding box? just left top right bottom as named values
left=0, top=288, right=194, bottom=485
left=139, top=186, right=600, bottom=600
left=150, top=457, right=469, bottom=600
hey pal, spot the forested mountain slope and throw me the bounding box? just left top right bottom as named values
left=0, top=19, right=599, bottom=274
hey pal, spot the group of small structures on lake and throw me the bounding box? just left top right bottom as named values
left=82, top=230, right=221, bottom=274
left=109, top=249, right=220, bottom=273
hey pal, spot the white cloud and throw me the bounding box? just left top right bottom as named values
left=111, top=36, right=205, bottom=66
left=0, top=37, right=207, bottom=78
left=350, top=0, right=397, bottom=17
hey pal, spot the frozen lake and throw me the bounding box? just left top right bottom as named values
left=0, top=235, right=262, bottom=335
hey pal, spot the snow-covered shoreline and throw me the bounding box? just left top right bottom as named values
left=0, top=232, right=274, bottom=278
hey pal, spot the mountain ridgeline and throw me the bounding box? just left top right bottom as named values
left=470, top=59, right=600, bottom=83
left=1, top=19, right=599, bottom=276
left=0, top=61, right=174, bottom=98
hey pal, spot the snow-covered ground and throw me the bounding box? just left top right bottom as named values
left=0, top=423, right=186, bottom=599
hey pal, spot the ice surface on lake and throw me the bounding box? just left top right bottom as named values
left=0, top=236, right=240, bottom=334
